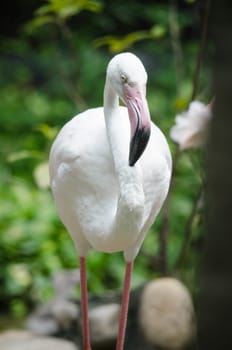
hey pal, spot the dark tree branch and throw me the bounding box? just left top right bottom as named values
left=170, top=0, right=211, bottom=272
left=169, top=0, right=184, bottom=95
left=174, top=185, right=203, bottom=270
left=158, top=147, right=180, bottom=275
left=198, top=1, right=232, bottom=348
left=191, top=0, right=211, bottom=101
left=56, top=18, right=87, bottom=110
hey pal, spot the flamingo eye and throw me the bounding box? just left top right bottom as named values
left=120, top=74, right=127, bottom=83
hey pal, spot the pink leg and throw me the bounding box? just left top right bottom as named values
left=79, top=256, right=92, bottom=350
left=116, top=261, right=134, bottom=350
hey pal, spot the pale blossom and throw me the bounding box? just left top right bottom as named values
left=170, top=101, right=212, bottom=150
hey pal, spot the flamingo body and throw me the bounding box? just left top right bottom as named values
left=49, top=105, right=171, bottom=261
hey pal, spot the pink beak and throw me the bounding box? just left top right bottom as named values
left=124, top=84, right=151, bottom=166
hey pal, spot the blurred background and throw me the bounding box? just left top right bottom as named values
left=0, top=0, right=212, bottom=331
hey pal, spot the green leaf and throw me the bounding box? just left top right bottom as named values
left=150, top=24, right=167, bottom=39
left=33, top=162, right=50, bottom=189
left=24, top=15, right=55, bottom=33
left=35, top=3, right=55, bottom=16
left=94, top=25, right=167, bottom=53
left=34, top=0, right=102, bottom=20
left=37, top=123, right=59, bottom=140
left=94, top=31, right=150, bottom=53
left=7, top=150, right=43, bottom=163
left=6, top=264, right=32, bottom=295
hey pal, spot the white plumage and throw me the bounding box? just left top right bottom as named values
left=49, top=52, right=172, bottom=350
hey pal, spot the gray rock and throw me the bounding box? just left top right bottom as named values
left=52, top=269, right=80, bottom=300
left=26, top=298, right=79, bottom=335
left=139, top=278, right=196, bottom=350
left=26, top=269, right=80, bottom=335
left=0, top=330, right=79, bottom=350
left=89, top=303, right=121, bottom=346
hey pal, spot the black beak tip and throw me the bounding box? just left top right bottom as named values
left=129, top=128, right=151, bottom=167
left=129, top=158, right=136, bottom=167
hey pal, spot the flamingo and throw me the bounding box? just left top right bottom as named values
left=49, top=52, right=172, bottom=350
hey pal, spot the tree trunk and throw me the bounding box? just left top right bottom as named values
left=198, top=1, right=232, bottom=349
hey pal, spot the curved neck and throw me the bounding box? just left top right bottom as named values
left=104, top=78, right=143, bottom=191
left=104, top=79, right=126, bottom=166
left=103, top=78, right=144, bottom=253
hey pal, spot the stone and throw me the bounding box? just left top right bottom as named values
left=89, top=303, right=121, bottom=346
left=26, top=268, right=80, bottom=335
left=26, top=298, right=79, bottom=334
left=139, top=278, right=196, bottom=349
left=0, top=330, right=79, bottom=350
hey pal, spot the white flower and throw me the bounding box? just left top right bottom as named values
left=170, top=101, right=212, bottom=150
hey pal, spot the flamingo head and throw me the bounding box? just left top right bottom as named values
left=107, top=52, right=151, bottom=166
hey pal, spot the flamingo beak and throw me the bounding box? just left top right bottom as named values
left=124, top=84, right=151, bottom=166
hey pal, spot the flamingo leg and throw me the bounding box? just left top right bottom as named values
left=116, top=261, right=134, bottom=350
left=79, top=256, right=92, bottom=350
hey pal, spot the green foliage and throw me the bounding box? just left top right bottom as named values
left=36, top=0, right=102, bottom=18
left=0, top=0, right=211, bottom=319
left=94, top=26, right=167, bottom=53
left=25, top=0, right=102, bottom=33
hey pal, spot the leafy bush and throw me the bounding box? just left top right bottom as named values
left=0, top=0, right=211, bottom=318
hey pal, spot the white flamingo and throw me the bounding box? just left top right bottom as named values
left=49, top=52, right=172, bottom=350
